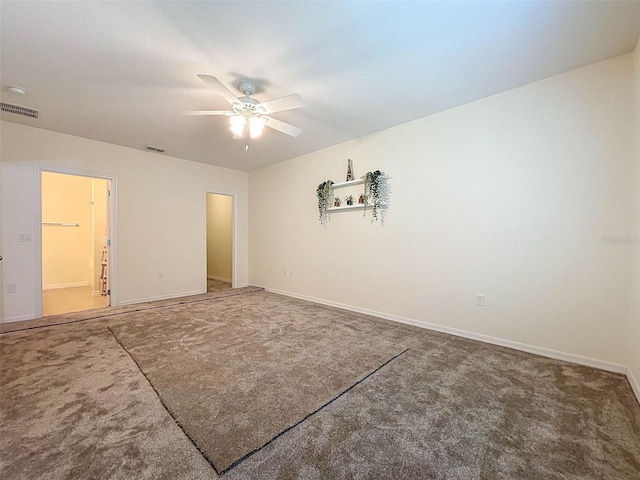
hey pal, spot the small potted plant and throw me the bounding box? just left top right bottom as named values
left=362, top=170, right=385, bottom=220
left=345, top=195, right=354, bottom=206
left=358, top=193, right=367, bottom=204
left=316, top=180, right=334, bottom=225
left=334, top=197, right=341, bottom=207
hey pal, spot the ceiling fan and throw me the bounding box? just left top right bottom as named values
left=190, top=74, right=305, bottom=148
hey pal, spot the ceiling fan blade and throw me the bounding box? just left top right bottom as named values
left=259, top=94, right=305, bottom=114
left=264, top=116, right=303, bottom=137
left=197, top=74, right=241, bottom=106
left=185, top=110, right=233, bottom=116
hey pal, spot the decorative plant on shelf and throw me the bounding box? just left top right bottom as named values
left=333, top=197, right=341, bottom=207
left=362, top=170, right=385, bottom=221
left=316, top=180, right=334, bottom=225
left=358, top=194, right=366, bottom=204
left=344, top=195, right=354, bottom=206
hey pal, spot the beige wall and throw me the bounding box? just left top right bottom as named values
left=250, top=53, right=636, bottom=370
left=42, top=172, right=93, bottom=288
left=1, top=123, right=249, bottom=321
left=629, top=38, right=640, bottom=392
left=206, top=193, right=233, bottom=282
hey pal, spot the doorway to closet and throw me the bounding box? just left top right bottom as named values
left=206, top=193, right=233, bottom=293
left=41, top=172, right=110, bottom=316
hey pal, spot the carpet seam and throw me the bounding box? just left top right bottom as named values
left=219, top=347, right=410, bottom=475
left=106, top=324, right=222, bottom=476
left=0, top=288, right=264, bottom=336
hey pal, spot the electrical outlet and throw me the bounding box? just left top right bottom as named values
left=18, top=233, right=31, bottom=242
left=476, top=294, right=485, bottom=307
left=6, top=284, right=16, bottom=294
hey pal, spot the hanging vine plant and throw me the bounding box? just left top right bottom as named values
left=362, top=170, right=385, bottom=220
left=316, top=179, right=334, bottom=225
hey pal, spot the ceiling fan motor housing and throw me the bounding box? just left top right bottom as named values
left=237, top=81, right=256, bottom=96
left=233, top=96, right=265, bottom=116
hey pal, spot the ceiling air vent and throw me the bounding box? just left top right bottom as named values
left=145, top=145, right=166, bottom=153
left=1, top=102, right=39, bottom=119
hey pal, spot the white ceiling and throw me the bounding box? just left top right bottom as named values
left=1, top=1, right=639, bottom=172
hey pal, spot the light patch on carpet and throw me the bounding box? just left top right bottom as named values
left=107, top=292, right=406, bottom=473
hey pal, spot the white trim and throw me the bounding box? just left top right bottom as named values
left=43, top=281, right=89, bottom=290
left=262, top=287, right=639, bottom=404
left=1, top=313, right=38, bottom=324
left=34, top=166, right=117, bottom=313
left=204, top=191, right=236, bottom=289
left=627, top=367, right=640, bottom=405
left=33, top=166, right=43, bottom=318
left=117, top=290, right=204, bottom=306
left=207, top=274, right=232, bottom=283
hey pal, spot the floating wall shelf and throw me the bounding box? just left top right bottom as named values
left=328, top=203, right=383, bottom=212
left=331, top=179, right=365, bottom=189
left=317, top=171, right=388, bottom=224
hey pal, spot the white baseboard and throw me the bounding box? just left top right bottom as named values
left=43, top=281, right=89, bottom=290
left=117, top=290, right=205, bottom=307
left=207, top=275, right=232, bottom=283
left=627, top=367, right=640, bottom=405
left=1, top=313, right=38, bottom=324
left=262, top=286, right=639, bottom=405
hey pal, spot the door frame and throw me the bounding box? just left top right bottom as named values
left=204, top=191, right=236, bottom=289
left=34, top=166, right=117, bottom=317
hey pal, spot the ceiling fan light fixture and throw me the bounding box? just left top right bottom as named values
left=195, top=75, right=304, bottom=141
left=248, top=116, right=267, bottom=138
left=230, top=114, right=245, bottom=136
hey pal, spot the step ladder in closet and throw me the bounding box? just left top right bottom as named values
left=99, top=247, right=108, bottom=296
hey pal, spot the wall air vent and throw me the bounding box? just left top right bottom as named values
left=145, top=145, right=166, bottom=153
left=1, top=102, right=39, bottom=119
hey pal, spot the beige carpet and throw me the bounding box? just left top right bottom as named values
left=0, top=321, right=215, bottom=480
left=207, top=278, right=232, bottom=293
left=0, top=286, right=262, bottom=334
left=1, top=290, right=639, bottom=479
left=107, top=293, right=406, bottom=472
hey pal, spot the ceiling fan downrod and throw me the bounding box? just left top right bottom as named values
left=238, top=81, right=256, bottom=98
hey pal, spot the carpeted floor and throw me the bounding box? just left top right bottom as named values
left=1, top=290, right=639, bottom=479
left=107, top=294, right=406, bottom=472
left=0, top=285, right=260, bottom=335
left=207, top=278, right=232, bottom=293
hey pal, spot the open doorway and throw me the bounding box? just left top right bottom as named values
left=41, top=172, right=110, bottom=316
left=206, top=193, right=233, bottom=293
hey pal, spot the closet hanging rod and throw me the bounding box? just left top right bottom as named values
left=42, top=222, right=79, bottom=227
